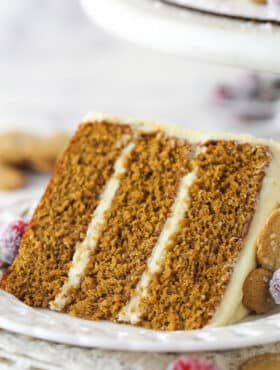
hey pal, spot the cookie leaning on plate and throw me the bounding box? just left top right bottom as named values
left=242, top=208, right=280, bottom=314
left=242, top=268, right=275, bottom=314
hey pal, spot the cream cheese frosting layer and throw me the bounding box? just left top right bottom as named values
left=84, top=112, right=280, bottom=152
left=118, top=166, right=198, bottom=324
left=50, top=141, right=135, bottom=311
left=208, top=145, right=280, bottom=327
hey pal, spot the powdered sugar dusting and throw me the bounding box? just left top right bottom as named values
left=0, top=220, right=28, bottom=265
left=269, top=268, right=280, bottom=304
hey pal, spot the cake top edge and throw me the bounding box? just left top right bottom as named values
left=82, top=112, right=280, bottom=153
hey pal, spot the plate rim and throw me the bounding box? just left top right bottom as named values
left=1, top=198, right=280, bottom=352
left=0, top=289, right=280, bottom=352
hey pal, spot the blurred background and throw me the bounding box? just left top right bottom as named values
left=0, top=0, right=279, bottom=200
left=3, top=0, right=279, bottom=133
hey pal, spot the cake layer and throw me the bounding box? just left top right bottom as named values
left=1, top=122, right=132, bottom=306
left=50, top=141, right=136, bottom=311
left=118, top=161, right=199, bottom=325
left=64, top=132, right=192, bottom=320
left=2, top=113, right=280, bottom=331
left=136, top=141, right=271, bottom=330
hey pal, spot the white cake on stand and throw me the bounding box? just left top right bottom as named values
left=81, top=0, right=280, bottom=73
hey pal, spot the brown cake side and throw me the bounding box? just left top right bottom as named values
left=138, top=141, right=271, bottom=330
left=65, top=132, right=192, bottom=320
left=1, top=122, right=132, bottom=306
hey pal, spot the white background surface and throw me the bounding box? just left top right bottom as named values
left=0, top=0, right=266, bottom=134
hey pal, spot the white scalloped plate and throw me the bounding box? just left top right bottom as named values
left=80, top=0, right=280, bottom=74
left=1, top=198, right=280, bottom=352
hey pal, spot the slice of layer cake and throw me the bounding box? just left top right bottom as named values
left=2, top=114, right=280, bottom=330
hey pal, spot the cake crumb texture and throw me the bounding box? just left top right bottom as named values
left=66, top=132, right=192, bottom=320
left=138, top=141, right=271, bottom=330
left=1, top=122, right=132, bottom=306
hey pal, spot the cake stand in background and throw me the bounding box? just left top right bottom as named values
left=80, top=0, right=280, bottom=140
left=81, top=0, right=280, bottom=74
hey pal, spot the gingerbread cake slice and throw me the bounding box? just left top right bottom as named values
left=2, top=113, right=280, bottom=330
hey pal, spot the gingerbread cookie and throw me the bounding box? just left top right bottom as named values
left=257, top=209, right=280, bottom=272
left=0, top=132, right=34, bottom=165
left=28, top=134, right=70, bottom=172
left=242, top=268, right=275, bottom=314
left=240, top=353, right=280, bottom=370
left=0, top=164, right=27, bottom=190
left=0, top=131, right=70, bottom=173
